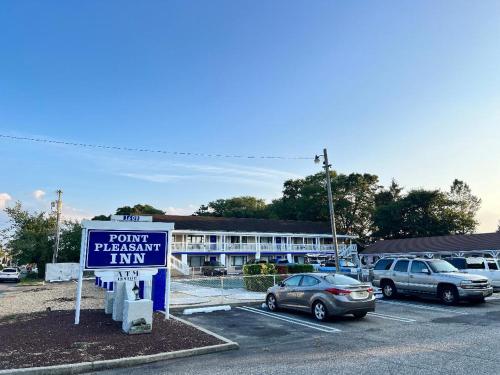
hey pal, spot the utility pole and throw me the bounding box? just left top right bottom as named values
left=52, top=190, right=63, bottom=263
left=316, top=149, right=340, bottom=274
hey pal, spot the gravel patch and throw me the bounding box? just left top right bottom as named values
left=0, top=280, right=103, bottom=318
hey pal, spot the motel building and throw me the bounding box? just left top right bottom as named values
left=152, top=215, right=358, bottom=270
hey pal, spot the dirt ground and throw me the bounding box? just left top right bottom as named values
left=0, top=309, right=223, bottom=370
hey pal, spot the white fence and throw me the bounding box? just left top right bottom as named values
left=170, top=271, right=371, bottom=307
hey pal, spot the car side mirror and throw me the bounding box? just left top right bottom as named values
left=278, top=282, right=285, bottom=287
left=422, top=269, right=430, bottom=274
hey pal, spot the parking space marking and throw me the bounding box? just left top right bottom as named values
left=367, top=312, right=416, bottom=323
left=377, top=300, right=469, bottom=315
left=237, top=306, right=341, bottom=333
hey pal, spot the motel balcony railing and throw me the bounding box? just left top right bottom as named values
left=171, top=242, right=357, bottom=255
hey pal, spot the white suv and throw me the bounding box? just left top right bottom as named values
left=0, top=267, right=21, bottom=282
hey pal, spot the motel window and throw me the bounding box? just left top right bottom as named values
left=260, top=237, right=272, bottom=243
left=188, top=256, right=205, bottom=267
left=231, top=256, right=247, bottom=266
left=187, top=235, right=204, bottom=244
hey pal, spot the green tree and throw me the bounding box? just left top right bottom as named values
left=373, top=180, right=481, bottom=239
left=268, top=172, right=380, bottom=239
left=4, top=202, right=56, bottom=278
left=57, top=221, right=82, bottom=263
left=115, top=204, right=165, bottom=215
left=92, top=204, right=165, bottom=220
left=446, top=179, right=481, bottom=234
left=92, top=214, right=110, bottom=221
left=196, top=196, right=269, bottom=218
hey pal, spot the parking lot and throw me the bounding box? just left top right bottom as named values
left=92, top=293, right=500, bottom=375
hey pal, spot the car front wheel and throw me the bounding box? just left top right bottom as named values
left=381, top=281, right=397, bottom=299
left=313, top=301, right=328, bottom=321
left=440, top=285, right=458, bottom=305
left=266, top=294, right=278, bottom=311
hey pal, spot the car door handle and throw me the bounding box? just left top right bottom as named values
left=409, top=275, right=414, bottom=278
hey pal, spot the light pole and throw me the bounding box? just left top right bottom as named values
left=52, top=190, right=63, bottom=263
left=315, top=148, right=340, bottom=274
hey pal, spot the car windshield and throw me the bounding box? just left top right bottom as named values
left=3, top=268, right=16, bottom=273
left=428, top=260, right=459, bottom=273
left=324, top=274, right=361, bottom=285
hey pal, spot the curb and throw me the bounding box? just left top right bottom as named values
left=170, top=300, right=262, bottom=312
left=0, top=315, right=239, bottom=375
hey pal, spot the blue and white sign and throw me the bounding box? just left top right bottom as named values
left=75, top=220, right=174, bottom=325
left=85, top=230, right=168, bottom=269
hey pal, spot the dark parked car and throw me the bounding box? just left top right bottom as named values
left=201, top=261, right=228, bottom=276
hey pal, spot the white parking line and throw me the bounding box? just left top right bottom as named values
left=367, top=312, right=416, bottom=323
left=486, top=296, right=500, bottom=301
left=377, top=300, right=469, bottom=315
left=237, top=306, right=341, bottom=333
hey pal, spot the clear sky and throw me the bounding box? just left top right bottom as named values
left=1, top=1, right=499, bottom=232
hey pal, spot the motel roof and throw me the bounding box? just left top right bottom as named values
left=153, top=215, right=355, bottom=237
left=362, top=232, right=500, bottom=255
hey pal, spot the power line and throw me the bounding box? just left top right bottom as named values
left=0, top=134, right=312, bottom=160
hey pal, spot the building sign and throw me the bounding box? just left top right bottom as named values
left=115, top=270, right=139, bottom=282
left=111, top=215, right=153, bottom=222
left=85, top=229, right=168, bottom=269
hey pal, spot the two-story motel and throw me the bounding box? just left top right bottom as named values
left=152, top=215, right=358, bottom=268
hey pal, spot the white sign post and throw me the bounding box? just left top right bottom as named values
left=74, top=220, right=173, bottom=328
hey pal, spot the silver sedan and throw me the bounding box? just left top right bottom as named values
left=266, top=273, right=375, bottom=321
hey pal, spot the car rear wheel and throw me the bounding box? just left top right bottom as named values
left=440, top=285, right=458, bottom=305
left=353, top=312, right=367, bottom=319
left=266, top=294, right=278, bottom=311
left=312, top=301, right=328, bottom=321
left=381, top=281, right=397, bottom=299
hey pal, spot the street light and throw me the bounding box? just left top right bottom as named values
left=315, top=148, right=340, bottom=274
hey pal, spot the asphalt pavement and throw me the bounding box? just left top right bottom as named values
left=88, top=294, right=500, bottom=375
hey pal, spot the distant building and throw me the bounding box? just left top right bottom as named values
left=152, top=215, right=358, bottom=268
left=361, top=232, right=500, bottom=265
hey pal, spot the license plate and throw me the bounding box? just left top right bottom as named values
left=352, top=291, right=368, bottom=300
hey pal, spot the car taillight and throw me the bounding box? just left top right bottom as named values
left=326, top=288, right=352, bottom=296
left=367, top=287, right=373, bottom=292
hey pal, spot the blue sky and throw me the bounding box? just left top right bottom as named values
left=1, top=1, right=499, bottom=231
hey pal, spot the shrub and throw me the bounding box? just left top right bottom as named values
left=242, top=263, right=277, bottom=276
left=242, top=263, right=278, bottom=292
left=25, top=272, right=40, bottom=280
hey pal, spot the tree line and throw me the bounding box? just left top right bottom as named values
left=0, top=171, right=485, bottom=277
left=196, top=173, right=482, bottom=241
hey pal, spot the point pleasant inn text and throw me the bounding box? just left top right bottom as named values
left=85, top=230, right=168, bottom=269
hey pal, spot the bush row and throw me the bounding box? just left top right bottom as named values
left=242, top=263, right=315, bottom=291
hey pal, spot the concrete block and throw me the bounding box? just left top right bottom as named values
left=112, top=282, right=125, bottom=322
left=122, top=299, right=153, bottom=334
left=104, top=291, right=115, bottom=314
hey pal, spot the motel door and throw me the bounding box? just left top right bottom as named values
left=276, top=237, right=282, bottom=251
left=209, top=235, right=217, bottom=251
